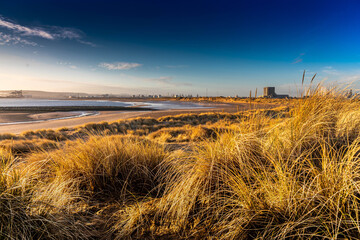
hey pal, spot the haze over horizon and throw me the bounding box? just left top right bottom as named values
left=0, top=0, right=359, bottom=97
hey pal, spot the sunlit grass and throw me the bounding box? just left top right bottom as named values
left=1, top=85, right=360, bottom=238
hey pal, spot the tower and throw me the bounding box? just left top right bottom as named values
left=264, top=87, right=276, bottom=97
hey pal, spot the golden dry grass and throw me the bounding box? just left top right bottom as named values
left=111, top=88, right=360, bottom=239
left=1, top=86, right=360, bottom=239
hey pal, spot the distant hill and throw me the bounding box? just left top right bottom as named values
left=0, top=90, right=115, bottom=99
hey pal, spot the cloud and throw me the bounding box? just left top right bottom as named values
left=24, top=78, right=136, bottom=95
left=146, top=76, right=192, bottom=86
left=53, top=27, right=96, bottom=46
left=0, top=16, right=95, bottom=46
left=292, top=53, right=305, bottom=64
left=322, top=66, right=339, bottom=75
left=77, top=40, right=97, bottom=47
left=0, top=18, right=54, bottom=39
left=57, top=61, right=72, bottom=65
left=292, top=59, right=303, bottom=64
left=149, top=76, right=174, bottom=84
left=334, top=74, right=360, bottom=85
left=0, top=32, right=38, bottom=46
left=51, top=27, right=82, bottom=39
left=99, top=62, right=142, bottom=70
left=56, top=61, right=78, bottom=69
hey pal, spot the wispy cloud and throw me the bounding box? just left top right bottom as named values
left=77, top=39, right=97, bottom=47
left=0, top=16, right=95, bottom=46
left=338, top=75, right=360, bottom=83
left=51, top=27, right=81, bottom=40
left=322, top=66, right=339, bottom=75
left=0, top=32, right=38, bottom=46
left=99, top=62, right=142, bottom=70
left=0, top=18, right=54, bottom=39
left=292, top=59, right=303, bottom=64
left=56, top=61, right=78, bottom=70
left=292, top=53, right=305, bottom=64
left=146, top=76, right=192, bottom=86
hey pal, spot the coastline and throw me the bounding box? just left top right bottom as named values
left=0, top=101, right=273, bottom=134
left=0, top=111, right=99, bottom=125
left=0, top=105, right=153, bottom=112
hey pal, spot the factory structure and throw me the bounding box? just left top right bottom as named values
left=263, top=87, right=289, bottom=98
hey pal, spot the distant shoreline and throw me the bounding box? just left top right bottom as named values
left=0, top=101, right=277, bottom=134
left=0, top=106, right=154, bottom=112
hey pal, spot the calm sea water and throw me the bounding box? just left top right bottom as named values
left=0, top=98, right=206, bottom=110
left=0, top=99, right=132, bottom=107
left=0, top=99, right=208, bottom=125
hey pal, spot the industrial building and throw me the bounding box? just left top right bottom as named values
left=263, top=87, right=289, bottom=98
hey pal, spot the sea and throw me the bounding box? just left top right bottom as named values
left=0, top=98, right=206, bottom=110
left=0, top=98, right=208, bottom=125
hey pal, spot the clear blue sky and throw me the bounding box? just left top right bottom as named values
left=0, top=0, right=359, bottom=96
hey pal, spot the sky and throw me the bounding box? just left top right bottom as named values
left=0, top=0, right=360, bottom=96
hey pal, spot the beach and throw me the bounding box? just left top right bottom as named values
left=0, top=101, right=269, bottom=134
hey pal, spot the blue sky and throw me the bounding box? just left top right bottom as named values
left=0, top=0, right=359, bottom=96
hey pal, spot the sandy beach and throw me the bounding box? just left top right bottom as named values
left=0, top=102, right=272, bottom=134
left=0, top=112, right=83, bottom=123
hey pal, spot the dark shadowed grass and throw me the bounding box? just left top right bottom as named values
left=0, top=148, right=94, bottom=239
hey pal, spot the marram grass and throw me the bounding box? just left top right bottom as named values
left=112, top=88, right=360, bottom=239
left=2, top=87, right=360, bottom=239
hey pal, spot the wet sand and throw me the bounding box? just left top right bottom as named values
left=0, top=102, right=271, bottom=134
left=0, top=112, right=82, bottom=123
